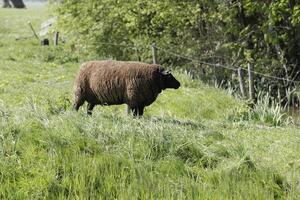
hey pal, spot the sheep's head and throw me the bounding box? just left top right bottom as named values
left=158, top=67, right=181, bottom=90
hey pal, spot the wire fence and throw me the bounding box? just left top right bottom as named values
left=74, top=39, right=300, bottom=103
left=156, top=46, right=238, bottom=72
left=78, top=41, right=300, bottom=106
left=152, top=44, right=300, bottom=106
left=43, top=30, right=300, bottom=86
left=155, top=46, right=300, bottom=84
left=97, top=42, right=300, bottom=84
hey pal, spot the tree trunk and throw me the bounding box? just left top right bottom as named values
left=2, top=0, right=12, bottom=8
left=8, top=0, right=26, bottom=8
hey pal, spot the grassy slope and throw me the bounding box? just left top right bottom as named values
left=0, top=5, right=300, bottom=200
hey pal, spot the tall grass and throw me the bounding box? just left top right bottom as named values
left=249, top=92, right=293, bottom=126
left=0, top=103, right=296, bottom=199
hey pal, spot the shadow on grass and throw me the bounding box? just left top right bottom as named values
left=149, top=117, right=205, bottom=130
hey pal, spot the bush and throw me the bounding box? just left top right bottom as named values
left=54, top=0, right=300, bottom=100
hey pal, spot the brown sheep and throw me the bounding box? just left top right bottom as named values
left=73, top=60, right=180, bottom=116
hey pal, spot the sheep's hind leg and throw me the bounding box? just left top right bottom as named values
left=87, top=103, right=95, bottom=116
left=73, top=98, right=85, bottom=111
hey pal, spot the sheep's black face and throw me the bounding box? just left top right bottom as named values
left=161, top=72, right=181, bottom=89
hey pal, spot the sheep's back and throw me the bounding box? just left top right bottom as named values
left=79, top=60, right=161, bottom=105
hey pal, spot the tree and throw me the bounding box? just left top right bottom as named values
left=2, top=0, right=26, bottom=8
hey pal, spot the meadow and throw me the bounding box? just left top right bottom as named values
left=0, top=4, right=300, bottom=199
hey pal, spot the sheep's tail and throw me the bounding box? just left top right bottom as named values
left=73, top=84, right=84, bottom=110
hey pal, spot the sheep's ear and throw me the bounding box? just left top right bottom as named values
left=158, top=66, right=170, bottom=75
left=161, top=69, right=171, bottom=76
left=158, top=66, right=164, bottom=73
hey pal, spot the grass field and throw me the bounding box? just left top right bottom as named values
left=1, top=5, right=300, bottom=199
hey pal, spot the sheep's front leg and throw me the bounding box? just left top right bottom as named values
left=131, top=106, right=144, bottom=117
left=137, top=106, right=144, bottom=116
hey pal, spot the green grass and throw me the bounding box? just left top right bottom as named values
left=0, top=5, right=300, bottom=200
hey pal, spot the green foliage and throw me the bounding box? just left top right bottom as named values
left=55, top=0, right=209, bottom=62
left=55, top=0, right=300, bottom=98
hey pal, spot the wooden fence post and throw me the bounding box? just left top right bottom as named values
left=248, top=63, right=255, bottom=102
left=238, top=67, right=246, bottom=98
left=28, top=21, right=39, bottom=40
left=54, top=31, right=59, bottom=46
left=152, top=43, right=157, bottom=64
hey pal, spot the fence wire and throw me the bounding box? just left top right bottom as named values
left=240, top=68, right=300, bottom=84
left=97, top=42, right=300, bottom=84
left=156, top=46, right=237, bottom=72
left=156, top=46, right=300, bottom=84
left=97, top=42, right=147, bottom=50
